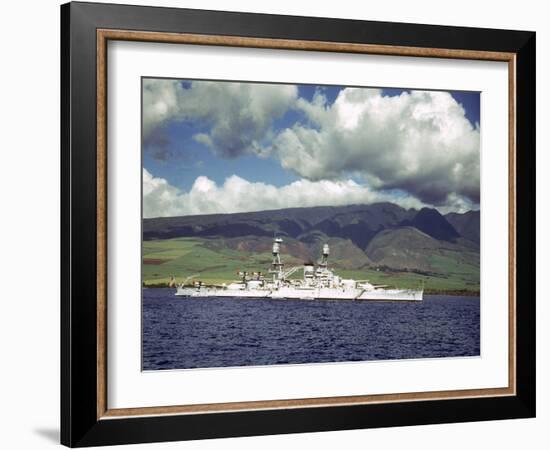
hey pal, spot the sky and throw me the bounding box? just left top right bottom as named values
left=142, top=78, right=480, bottom=218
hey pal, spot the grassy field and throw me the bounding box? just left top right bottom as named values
left=143, top=237, right=287, bottom=286
left=142, top=237, right=479, bottom=294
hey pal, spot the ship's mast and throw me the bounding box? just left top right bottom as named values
left=270, top=237, right=284, bottom=280
left=315, top=243, right=331, bottom=287
left=319, top=243, right=330, bottom=269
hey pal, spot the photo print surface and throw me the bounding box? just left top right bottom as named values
left=141, top=78, right=481, bottom=370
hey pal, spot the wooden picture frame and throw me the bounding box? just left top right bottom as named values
left=61, top=1, right=535, bottom=446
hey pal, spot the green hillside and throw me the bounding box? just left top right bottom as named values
left=142, top=236, right=479, bottom=294
left=142, top=204, right=480, bottom=295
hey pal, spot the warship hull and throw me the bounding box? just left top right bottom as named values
left=175, top=286, right=422, bottom=301
left=174, top=239, right=423, bottom=302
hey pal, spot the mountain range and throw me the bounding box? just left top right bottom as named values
left=143, top=203, right=480, bottom=276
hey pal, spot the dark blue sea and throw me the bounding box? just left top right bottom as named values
left=142, top=288, right=480, bottom=370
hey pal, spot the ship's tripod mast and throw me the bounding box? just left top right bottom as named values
left=270, top=237, right=284, bottom=280
left=319, top=243, right=330, bottom=268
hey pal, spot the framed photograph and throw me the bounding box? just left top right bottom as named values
left=61, top=1, right=535, bottom=447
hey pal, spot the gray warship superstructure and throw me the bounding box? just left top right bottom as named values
left=175, top=238, right=423, bottom=301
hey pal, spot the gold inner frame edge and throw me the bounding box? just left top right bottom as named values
left=96, top=29, right=517, bottom=420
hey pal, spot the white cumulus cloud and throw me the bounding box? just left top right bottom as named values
left=268, top=88, right=480, bottom=206
left=142, top=169, right=427, bottom=218
left=142, top=80, right=480, bottom=211
left=143, top=78, right=297, bottom=158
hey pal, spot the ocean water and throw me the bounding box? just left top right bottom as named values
left=142, top=288, right=480, bottom=370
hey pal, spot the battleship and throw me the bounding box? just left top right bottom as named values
left=175, top=238, right=423, bottom=301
